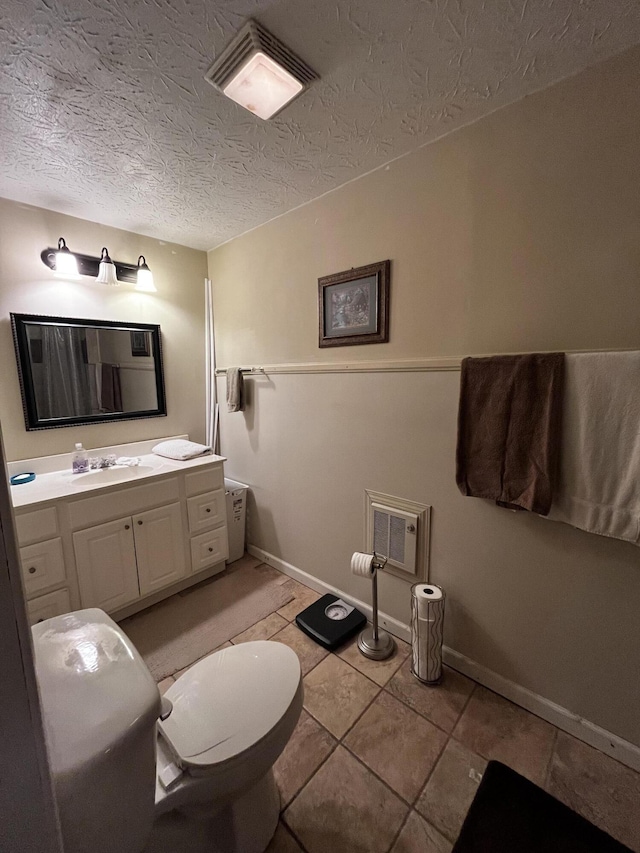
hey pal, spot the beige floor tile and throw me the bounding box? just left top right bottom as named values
left=271, top=622, right=328, bottom=676
left=172, top=641, right=232, bottom=680
left=345, top=691, right=447, bottom=802
left=453, top=685, right=556, bottom=784
left=284, top=746, right=407, bottom=853
left=391, top=811, right=452, bottom=853
left=416, top=738, right=487, bottom=842
left=277, top=581, right=321, bottom=621
left=157, top=676, right=174, bottom=695
left=547, top=731, right=640, bottom=850
left=337, top=633, right=410, bottom=686
left=265, top=822, right=304, bottom=853
left=387, top=661, right=475, bottom=733
left=231, top=611, right=288, bottom=644
left=303, top=655, right=380, bottom=738
left=274, top=710, right=337, bottom=807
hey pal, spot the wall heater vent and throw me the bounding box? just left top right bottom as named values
left=365, top=490, right=431, bottom=583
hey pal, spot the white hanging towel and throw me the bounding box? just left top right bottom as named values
left=547, top=352, right=640, bottom=544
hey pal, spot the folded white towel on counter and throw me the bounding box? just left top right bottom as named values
left=152, top=440, right=211, bottom=461
left=547, top=352, right=640, bottom=544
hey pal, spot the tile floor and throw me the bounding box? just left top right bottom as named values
left=156, top=555, right=640, bottom=853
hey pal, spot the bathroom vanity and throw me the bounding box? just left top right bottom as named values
left=9, top=438, right=229, bottom=625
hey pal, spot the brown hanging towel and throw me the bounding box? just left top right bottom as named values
left=456, top=353, right=564, bottom=515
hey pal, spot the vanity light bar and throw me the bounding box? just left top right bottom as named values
left=41, top=246, right=140, bottom=284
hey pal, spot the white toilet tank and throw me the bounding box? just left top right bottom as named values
left=32, top=609, right=161, bottom=853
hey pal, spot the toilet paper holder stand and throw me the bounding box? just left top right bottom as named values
left=358, top=553, right=396, bottom=661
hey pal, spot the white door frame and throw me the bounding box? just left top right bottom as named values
left=0, top=423, right=64, bottom=851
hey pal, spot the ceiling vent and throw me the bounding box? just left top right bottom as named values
left=205, top=19, right=318, bottom=120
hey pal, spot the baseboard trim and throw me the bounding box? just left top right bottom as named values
left=247, top=545, right=411, bottom=642
left=248, top=544, right=640, bottom=774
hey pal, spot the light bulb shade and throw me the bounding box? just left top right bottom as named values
left=205, top=20, right=317, bottom=121
left=95, top=247, right=119, bottom=285
left=223, top=52, right=303, bottom=120
left=135, top=256, right=156, bottom=292
left=54, top=237, right=80, bottom=279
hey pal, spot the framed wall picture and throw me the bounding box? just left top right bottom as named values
left=318, top=260, right=390, bottom=348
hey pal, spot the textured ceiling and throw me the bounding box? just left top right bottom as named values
left=1, top=0, right=640, bottom=251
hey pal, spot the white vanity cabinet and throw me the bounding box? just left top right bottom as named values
left=12, top=451, right=229, bottom=624
left=73, top=502, right=187, bottom=611
left=15, top=506, right=74, bottom=625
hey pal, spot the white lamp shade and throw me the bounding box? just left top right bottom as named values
left=54, top=248, right=80, bottom=279
left=223, top=51, right=303, bottom=120
left=96, top=260, right=119, bottom=285
left=135, top=267, right=156, bottom=292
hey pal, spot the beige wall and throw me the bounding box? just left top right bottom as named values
left=0, top=199, right=208, bottom=461
left=209, top=46, right=640, bottom=746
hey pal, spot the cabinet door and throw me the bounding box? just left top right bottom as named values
left=133, top=503, right=186, bottom=597
left=73, top=518, right=139, bottom=612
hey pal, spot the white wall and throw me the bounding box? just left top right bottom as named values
left=0, top=199, right=208, bottom=461
left=210, top=45, right=640, bottom=748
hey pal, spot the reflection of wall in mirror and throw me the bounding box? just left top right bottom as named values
left=96, top=329, right=157, bottom=412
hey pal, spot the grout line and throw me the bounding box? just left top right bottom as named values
left=386, top=809, right=411, bottom=853
left=276, top=821, right=309, bottom=853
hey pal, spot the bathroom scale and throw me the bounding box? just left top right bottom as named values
left=295, top=594, right=367, bottom=650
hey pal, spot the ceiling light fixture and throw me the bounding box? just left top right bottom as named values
left=135, top=256, right=156, bottom=292
left=205, top=19, right=317, bottom=120
left=53, top=237, right=80, bottom=280
left=95, top=247, right=119, bottom=286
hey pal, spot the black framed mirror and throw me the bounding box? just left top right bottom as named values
left=11, top=313, right=167, bottom=431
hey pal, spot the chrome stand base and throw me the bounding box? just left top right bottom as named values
left=357, top=626, right=395, bottom=660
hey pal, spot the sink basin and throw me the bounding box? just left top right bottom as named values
left=71, top=465, right=155, bottom=487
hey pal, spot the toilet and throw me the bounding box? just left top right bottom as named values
left=31, top=608, right=303, bottom=853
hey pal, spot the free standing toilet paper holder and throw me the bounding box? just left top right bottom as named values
left=357, top=553, right=396, bottom=661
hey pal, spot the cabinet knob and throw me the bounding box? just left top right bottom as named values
left=208, top=547, right=213, bottom=553
left=125, top=524, right=130, bottom=530
left=137, top=520, right=143, bottom=525
left=28, top=566, right=36, bottom=574
left=206, top=508, right=211, bottom=513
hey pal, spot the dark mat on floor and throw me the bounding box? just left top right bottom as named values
left=452, top=761, right=632, bottom=853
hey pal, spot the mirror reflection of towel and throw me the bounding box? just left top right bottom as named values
left=101, top=363, right=122, bottom=413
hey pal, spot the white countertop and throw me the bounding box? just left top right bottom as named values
left=8, top=437, right=226, bottom=509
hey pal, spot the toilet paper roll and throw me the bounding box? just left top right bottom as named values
left=413, top=584, right=444, bottom=619
left=351, top=552, right=376, bottom=577
left=411, top=583, right=445, bottom=683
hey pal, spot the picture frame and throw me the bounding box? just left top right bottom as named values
left=318, top=260, right=390, bottom=348
left=130, top=330, right=151, bottom=357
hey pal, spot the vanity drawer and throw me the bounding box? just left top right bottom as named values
left=190, top=528, right=228, bottom=573
left=15, top=507, right=59, bottom=546
left=187, top=489, right=226, bottom=534
left=20, top=538, right=66, bottom=596
left=185, top=465, right=223, bottom=497
left=69, top=477, right=180, bottom=529
left=27, top=588, right=71, bottom=626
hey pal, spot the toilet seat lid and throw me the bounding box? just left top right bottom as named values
left=159, top=640, right=301, bottom=769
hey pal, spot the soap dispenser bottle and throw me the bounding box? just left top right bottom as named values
left=72, top=442, right=89, bottom=474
